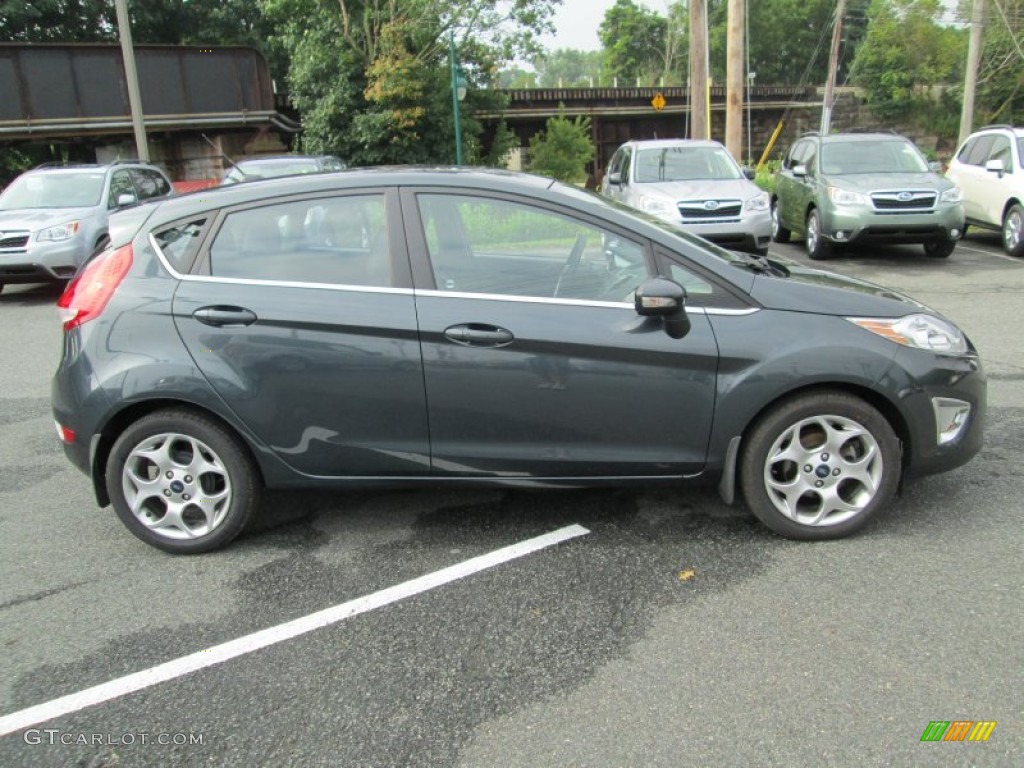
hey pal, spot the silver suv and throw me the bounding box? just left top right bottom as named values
left=0, top=161, right=174, bottom=293
left=601, top=139, right=772, bottom=255
left=946, top=125, right=1024, bottom=257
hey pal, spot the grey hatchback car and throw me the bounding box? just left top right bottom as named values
left=52, top=168, right=985, bottom=553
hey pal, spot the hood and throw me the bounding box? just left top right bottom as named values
left=633, top=178, right=761, bottom=202
left=748, top=261, right=936, bottom=318
left=0, top=207, right=96, bottom=231
left=821, top=172, right=953, bottom=193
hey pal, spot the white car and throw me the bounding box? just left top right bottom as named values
left=946, top=125, right=1024, bottom=257
left=601, top=139, right=772, bottom=255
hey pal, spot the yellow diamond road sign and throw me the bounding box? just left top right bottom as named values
left=651, top=92, right=666, bottom=111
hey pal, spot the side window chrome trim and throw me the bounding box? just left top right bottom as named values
left=414, top=288, right=632, bottom=309
left=149, top=234, right=413, bottom=296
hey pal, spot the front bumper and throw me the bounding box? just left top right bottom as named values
left=881, top=345, right=986, bottom=480
left=662, top=209, right=773, bottom=253
left=0, top=239, right=87, bottom=283
left=820, top=204, right=965, bottom=246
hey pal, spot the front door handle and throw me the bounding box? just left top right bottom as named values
left=444, top=323, right=514, bottom=347
left=193, top=306, right=258, bottom=327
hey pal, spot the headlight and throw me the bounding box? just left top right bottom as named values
left=637, top=196, right=673, bottom=215
left=37, top=221, right=81, bottom=242
left=848, top=314, right=967, bottom=355
left=940, top=186, right=963, bottom=203
left=744, top=192, right=770, bottom=212
left=828, top=187, right=867, bottom=206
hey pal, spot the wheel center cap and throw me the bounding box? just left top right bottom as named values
left=814, top=465, right=831, bottom=479
left=170, top=480, right=185, bottom=493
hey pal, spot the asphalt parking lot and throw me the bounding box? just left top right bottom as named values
left=0, top=231, right=1021, bottom=767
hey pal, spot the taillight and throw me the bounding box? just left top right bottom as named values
left=56, top=244, right=133, bottom=331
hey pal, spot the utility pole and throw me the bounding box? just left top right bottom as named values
left=820, top=0, right=846, bottom=135
left=689, top=0, right=708, bottom=139
left=725, top=0, right=745, bottom=160
left=959, top=0, right=986, bottom=145
left=114, top=0, right=149, bottom=161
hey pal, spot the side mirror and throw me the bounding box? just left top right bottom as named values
left=607, top=171, right=623, bottom=186
left=635, top=277, right=691, bottom=339
left=792, top=164, right=807, bottom=178
left=985, top=158, right=1005, bottom=176
left=742, top=167, right=756, bottom=180
left=116, top=193, right=137, bottom=208
left=928, top=161, right=943, bottom=173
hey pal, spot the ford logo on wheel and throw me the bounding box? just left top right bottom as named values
left=703, top=200, right=720, bottom=211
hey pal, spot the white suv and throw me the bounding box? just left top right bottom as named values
left=946, top=125, right=1024, bottom=257
left=0, top=161, right=174, bottom=293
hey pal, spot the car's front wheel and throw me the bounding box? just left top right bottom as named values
left=739, top=391, right=900, bottom=540
left=105, top=409, right=260, bottom=554
left=805, top=209, right=831, bottom=260
left=923, top=240, right=955, bottom=258
left=771, top=200, right=791, bottom=243
left=1003, top=203, right=1024, bottom=257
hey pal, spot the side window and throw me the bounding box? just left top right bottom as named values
left=656, top=250, right=748, bottom=310
left=208, top=194, right=391, bottom=286
left=108, top=170, right=136, bottom=208
left=621, top=148, right=632, bottom=183
left=153, top=218, right=207, bottom=272
left=800, top=142, right=818, bottom=173
left=416, top=193, right=648, bottom=302
left=129, top=169, right=159, bottom=200
left=988, top=135, right=1013, bottom=171
left=147, top=169, right=172, bottom=198
left=965, top=135, right=996, bottom=166
left=956, top=137, right=977, bottom=163
left=608, top=149, right=623, bottom=178
left=784, top=140, right=805, bottom=170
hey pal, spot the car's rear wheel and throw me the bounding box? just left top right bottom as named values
left=923, top=240, right=955, bottom=258
left=106, top=409, right=260, bottom=554
left=805, top=209, right=831, bottom=260
left=771, top=200, right=791, bottom=243
left=739, top=391, right=900, bottom=540
left=1003, top=203, right=1024, bottom=257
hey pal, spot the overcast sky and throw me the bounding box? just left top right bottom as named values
left=539, top=0, right=669, bottom=51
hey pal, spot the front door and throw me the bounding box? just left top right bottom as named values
left=401, top=189, right=719, bottom=478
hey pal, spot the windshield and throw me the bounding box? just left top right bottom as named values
left=820, top=140, right=930, bottom=174
left=635, top=146, right=743, bottom=182
left=0, top=172, right=105, bottom=210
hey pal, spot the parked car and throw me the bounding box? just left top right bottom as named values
left=219, top=154, right=347, bottom=185
left=945, top=124, right=1024, bottom=257
left=0, top=161, right=174, bottom=293
left=601, top=139, right=771, bottom=255
left=772, top=132, right=964, bottom=259
left=52, top=168, right=985, bottom=553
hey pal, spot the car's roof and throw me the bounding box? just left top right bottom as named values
left=819, top=133, right=912, bottom=144
left=235, top=155, right=330, bottom=166
left=623, top=139, right=725, bottom=150
left=969, top=125, right=1024, bottom=137
left=157, top=167, right=556, bottom=221
left=25, top=162, right=161, bottom=176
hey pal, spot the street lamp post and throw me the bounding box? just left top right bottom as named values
left=449, top=32, right=467, bottom=165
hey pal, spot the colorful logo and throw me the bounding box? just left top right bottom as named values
left=920, top=721, right=997, bottom=742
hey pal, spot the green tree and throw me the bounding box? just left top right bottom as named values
left=532, top=48, right=604, bottom=87
left=966, top=0, right=1024, bottom=123
left=850, top=0, right=964, bottom=122
left=260, top=0, right=559, bottom=165
left=598, top=0, right=668, bottom=85
left=527, top=108, right=593, bottom=182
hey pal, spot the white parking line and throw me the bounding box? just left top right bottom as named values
left=0, top=524, right=590, bottom=737
left=956, top=243, right=1023, bottom=263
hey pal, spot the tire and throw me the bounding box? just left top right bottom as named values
left=805, top=209, right=831, bottom=260
left=923, top=240, right=955, bottom=258
left=1002, top=203, right=1024, bottom=257
left=739, top=391, right=900, bottom=541
left=771, top=200, right=791, bottom=243
left=105, top=409, right=260, bottom=554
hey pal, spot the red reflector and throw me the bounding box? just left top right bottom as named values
left=54, top=421, right=75, bottom=444
left=57, top=244, right=134, bottom=331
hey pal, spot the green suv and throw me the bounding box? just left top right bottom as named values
left=772, top=132, right=964, bottom=259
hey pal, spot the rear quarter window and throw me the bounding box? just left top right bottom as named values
left=153, top=218, right=208, bottom=273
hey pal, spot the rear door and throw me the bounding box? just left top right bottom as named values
left=170, top=188, right=430, bottom=477
left=401, top=188, right=719, bottom=478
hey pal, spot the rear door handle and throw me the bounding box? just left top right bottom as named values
left=193, top=306, right=258, bottom=327
left=444, top=323, right=514, bottom=347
